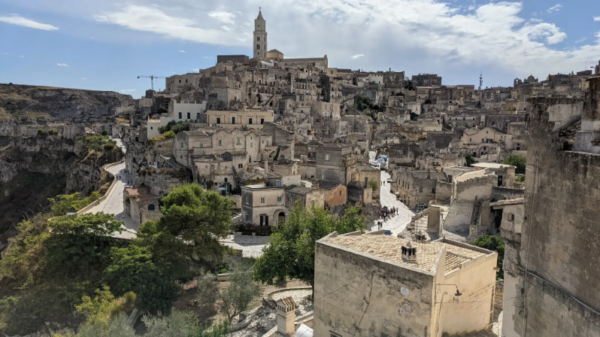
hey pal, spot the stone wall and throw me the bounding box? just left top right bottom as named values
left=505, top=95, right=600, bottom=337
left=435, top=180, right=452, bottom=205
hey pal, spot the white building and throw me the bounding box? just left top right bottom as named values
left=147, top=101, right=207, bottom=139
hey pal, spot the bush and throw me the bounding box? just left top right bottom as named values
left=465, top=153, right=477, bottom=167
left=368, top=180, right=378, bottom=192
left=103, top=141, right=116, bottom=151
left=502, top=154, right=526, bottom=174
left=48, top=129, right=59, bottom=136
left=158, top=121, right=190, bottom=135
left=37, top=129, right=48, bottom=137
left=101, top=130, right=108, bottom=136
left=472, top=235, right=504, bottom=279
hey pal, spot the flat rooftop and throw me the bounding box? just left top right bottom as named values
left=472, top=162, right=516, bottom=169
left=321, top=234, right=488, bottom=275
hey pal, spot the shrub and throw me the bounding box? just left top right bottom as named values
left=368, top=180, right=378, bottom=192
left=48, top=129, right=59, bottom=136
left=502, top=154, right=526, bottom=174
left=37, top=129, right=48, bottom=137
left=472, top=235, right=504, bottom=279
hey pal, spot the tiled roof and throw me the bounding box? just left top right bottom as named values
left=322, top=234, right=486, bottom=275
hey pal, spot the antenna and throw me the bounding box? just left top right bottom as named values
left=479, top=71, right=483, bottom=91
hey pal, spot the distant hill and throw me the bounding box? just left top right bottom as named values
left=0, top=83, right=136, bottom=123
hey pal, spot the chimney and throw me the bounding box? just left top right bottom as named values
left=401, top=240, right=417, bottom=262
left=276, top=297, right=296, bottom=337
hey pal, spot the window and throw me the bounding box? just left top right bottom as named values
left=216, top=117, right=221, bottom=124
left=251, top=143, right=253, bottom=148
left=325, top=154, right=330, bottom=161
left=237, top=138, right=241, bottom=145
left=185, top=79, right=188, bottom=83
left=238, top=163, right=243, bottom=168
left=232, top=117, right=236, bottom=124
left=180, top=142, right=184, bottom=148
left=261, top=197, right=265, bottom=204
left=179, top=80, right=181, bottom=83
left=150, top=127, right=153, bottom=130
left=257, top=44, right=260, bottom=49
left=249, top=118, right=253, bottom=124
left=257, top=37, right=260, bottom=41
left=266, top=140, right=269, bottom=146
left=277, top=196, right=282, bottom=202
left=187, top=112, right=190, bottom=120
left=218, top=140, right=222, bottom=146
left=339, top=190, right=342, bottom=196
left=200, top=143, right=203, bottom=148
left=261, top=118, right=265, bottom=124
left=179, top=112, right=182, bottom=119
left=432, top=188, right=436, bottom=194
left=508, top=213, right=515, bottom=221
left=322, top=174, right=325, bottom=180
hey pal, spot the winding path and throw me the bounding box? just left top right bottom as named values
left=84, top=138, right=138, bottom=239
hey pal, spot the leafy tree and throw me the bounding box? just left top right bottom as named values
left=75, top=286, right=136, bottom=326
left=158, top=121, right=190, bottom=135
left=102, top=245, right=179, bottom=314
left=254, top=204, right=367, bottom=295
left=197, top=262, right=261, bottom=322
left=368, top=180, right=378, bottom=191
left=502, top=154, right=526, bottom=174
left=45, top=213, right=124, bottom=278
left=472, top=235, right=505, bottom=279
left=465, top=153, right=477, bottom=167
left=48, top=192, right=101, bottom=216
left=137, top=184, right=234, bottom=280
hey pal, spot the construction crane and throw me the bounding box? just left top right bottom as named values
left=137, top=75, right=165, bottom=91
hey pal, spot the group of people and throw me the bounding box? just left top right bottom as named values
left=376, top=206, right=399, bottom=229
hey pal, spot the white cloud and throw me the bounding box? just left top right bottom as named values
left=0, top=15, right=58, bottom=31
left=70, top=0, right=600, bottom=85
left=547, top=4, right=562, bottom=13
left=57, top=63, right=69, bottom=67
left=94, top=5, right=245, bottom=46
left=575, top=37, right=587, bottom=43
left=19, top=55, right=24, bottom=58
left=208, top=11, right=236, bottom=25
left=82, top=77, right=87, bottom=80
left=594, top=16, right=600, bottom=22
left=351, top=54, right=365, bottom=59
left=192, top=68, right=200, bottom=72
left=179, top=50, right=186, bottom=53
left=119, top=89, right=136, bottom=93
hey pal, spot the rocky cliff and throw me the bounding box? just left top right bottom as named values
left=0, top=135, right=122, bottom=237
left=0, top=84, right=135, bottom=123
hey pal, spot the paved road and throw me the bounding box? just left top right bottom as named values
left=368, top=171, right=414, bottom=236
left=221, top=235, right=269, bottom=258
left=84, top=138, right=138, bottom=239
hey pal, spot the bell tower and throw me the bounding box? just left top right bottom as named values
left=253, top=8, right=267, bottom=59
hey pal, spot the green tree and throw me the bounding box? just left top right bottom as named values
left=45, top=213, right=124, bottom=279
left=197, top=262, right=261, bottom=322
left=102, top=245, right=179, bottom=314
left=368, top=180, right=378, bottom=192
left=137, top=184, right=234, bottom=280
left=75, top=286, right=136, bottom=326
left=48, top=192, right=101, bottom=216
left=465, top=153, right=477, bottom=167
left=502, top=154, right=526, bottom=174
left=472, top=235, right=505, bottom=279
left=254, top=204, right=367, bottom=295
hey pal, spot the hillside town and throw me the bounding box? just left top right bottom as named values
left=2, top=7, right=600, bottom=337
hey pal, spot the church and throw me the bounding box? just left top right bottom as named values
left=224, top=9, right=329, bottom=71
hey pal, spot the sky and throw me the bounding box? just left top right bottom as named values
left=1, top=0, right=599, bottom=97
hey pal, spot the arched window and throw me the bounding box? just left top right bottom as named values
left=148, top=204, right=155, bottom=211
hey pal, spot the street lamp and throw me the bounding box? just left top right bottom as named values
left=437, top=284, right=462, bottom=297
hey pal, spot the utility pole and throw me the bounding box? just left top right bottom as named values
left=137, top=75, right=166, bottom=91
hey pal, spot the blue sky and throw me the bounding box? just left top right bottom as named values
left=1, top=0, right=599, bottom=97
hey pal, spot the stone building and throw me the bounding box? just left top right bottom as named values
left=315, top=144, right=357, bottom=185
left=500, top=79, right=600, bottom=337
left=124, top=186, right=162, bottom=225
left=314, top=232, right=498, bottom=337
left=391, top=168, right=447, bottom=210
left=411, top=73, right=442, bottom=86
left=206, top=109, right=274, bottom=129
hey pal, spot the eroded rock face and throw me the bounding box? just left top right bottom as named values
left=0, top=135, right=122, bottom=235
left=0, top=84, right=135, bottom=124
